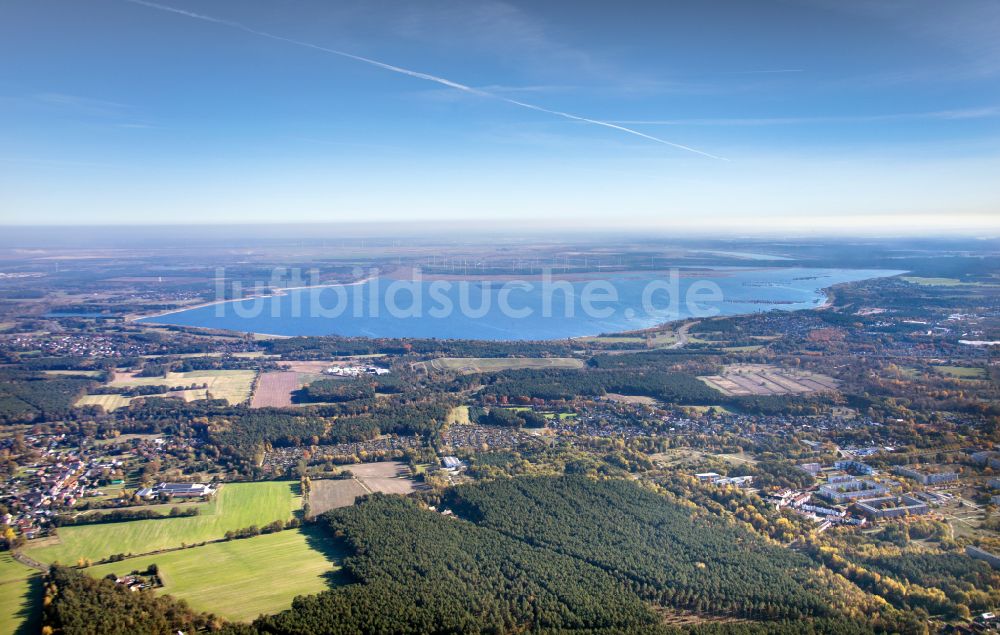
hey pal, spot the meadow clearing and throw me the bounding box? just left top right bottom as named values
left=26, top=481, right=300, bottom=565
left=86, top=527, right=341, bottom=622
left=417, top=357, right=584, bottom=373
left=0, top=553, right=40, bottom=635
left=446, top=405, right=471, bottom=425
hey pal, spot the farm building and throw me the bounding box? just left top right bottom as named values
left=854, top=495, right=928, bottom=519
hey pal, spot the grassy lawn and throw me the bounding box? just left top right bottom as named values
left=932, top=365, right=988, bottom=380
left=446, top=405, right=471, bottom=425
left=93, top=433, right=164, bottom=446
left=542, top=412, right=577, bottom=420
left=26, top=482, right=301, bottom=565
left=0, top=553, right=41, bottom=635
left=43, top=369, right=104, bottom=378
left=722, top=345, right=764, bottom=353
left=76, top=393, right=132, bottom=411
left=85, top=527, right=342, bottom=622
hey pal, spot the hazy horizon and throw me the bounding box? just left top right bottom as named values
left=2, top=0, right=999, bottom=233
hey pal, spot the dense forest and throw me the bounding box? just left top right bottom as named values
left=444, top=476, right=832, bottom=620
left=0, top=370, right=92, bottom=424
left=477, top=368, right=720, bottom=404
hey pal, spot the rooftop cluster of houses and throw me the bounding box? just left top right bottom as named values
left=136, top=482, right=215, bottom=499
left=4, top=334, right=150, bottom=358
left=768, top=490, right=863, bottom=532
left=0, top=436, right=130, bottom=539
left=322, top=365, right=390, bottom=377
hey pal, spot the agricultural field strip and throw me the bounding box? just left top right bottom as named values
left=700, top=365, right=838, bottom=396
left=250, top=371, right=300, bottom=408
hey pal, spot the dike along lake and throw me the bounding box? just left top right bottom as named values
left=136, top=267, right=905, bottom=341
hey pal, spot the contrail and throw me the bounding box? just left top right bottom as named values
left=123, top=0, right=727, bottom=160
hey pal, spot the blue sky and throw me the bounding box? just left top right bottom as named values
left=1, top=0, right=998, bottom=233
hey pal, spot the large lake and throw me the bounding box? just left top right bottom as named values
left=137, top=267, right=903, bottom=340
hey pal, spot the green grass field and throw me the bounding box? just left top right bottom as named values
left=26, top=482, right=301, bottom=565
left=0, top=553, right=40, bottom=635
left=85, top=527, right=341, bottom=622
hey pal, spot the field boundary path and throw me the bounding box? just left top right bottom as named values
left=11, top=550, right=48, bottom=572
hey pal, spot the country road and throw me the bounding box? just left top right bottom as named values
left=669, top=321, right=699, bottom=349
